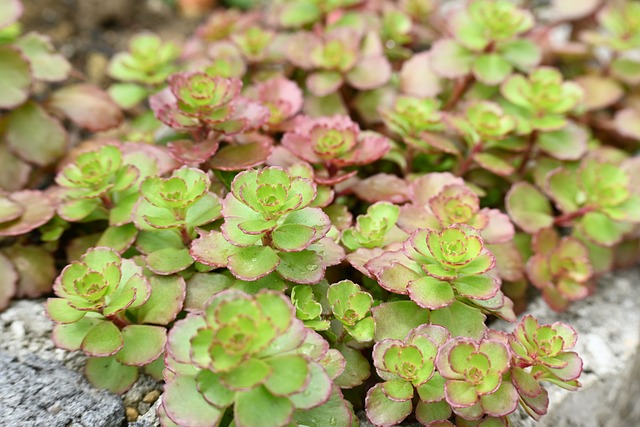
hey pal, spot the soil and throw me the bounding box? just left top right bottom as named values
left=21, top=0, right=204, bottom=86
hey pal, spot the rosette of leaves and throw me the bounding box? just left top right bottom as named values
left=56, top=144, right=155, bottom=229
left=436, top=336, right=518, bottom=420
left=231, top=25, right=276, bottom=63
left=269, top=0, right=362, bottom=29
left=107, top=33, right=180, bottom=109
left=446, top=102, right=519, bottom=176
left=430, top=0, right=540, bottom=85
left=581, top=3, right=640, bottom=84
left=508, top=159, right=640, bottom=246
left=509, top=315, right=582, bottom=419
left=286, top=27, right=392, bottom=96
left=149, top=71, right=269, bottom=135
left=367, top=325, right=451, bottom=426
left=162, top=289, right=354, bottom=427
left=342, top=202, right=406, bottom=251
left=133, top=166, right=222, bottom=274
left=46, top=247, right=185, bottom=392
left=190, top=167, right=344, bottom=284
left=281, top=115, right=390, bottom=184
left=500, top=67, right=584, bottom=134
left=379, top=97, right=447, bottom=152
left=369, top=224, right=501, bottom=312
left=526, top=228, right=592, bottom=312
left=327, top=280, right=374, bottom=343
left=291, top=284, right=330, bottom=331
left=247, top=77, right=303, bottom=128
left=398, top=173, right=515, bottom=245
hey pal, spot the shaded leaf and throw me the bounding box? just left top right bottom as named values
left=49, top=84, right=123, bottom=131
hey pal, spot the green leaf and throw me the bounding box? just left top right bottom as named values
left=46, top=298, right=86, bottom=323
left=85, top=356, right=138, bottom=394
left=48, top=84, right=123, bottom=131
left=227, top=245, right=280, bottom=281
left=115, top=325, right=166, bottom=366
left=221, top=358, right=273, bottom=391
left=333, top=343, right=370, bottom=389
left=272, top=224, right=317, bottom=252
left=365, top=383, right=412, bottom=426
left=81, top=320, right=124, bottom=357
left=500, top=39, right=541, bottom=71
left=146, top=247, right=194, bottom=275
left=0, top=0, right=22, bottom=29
left=292, top=386, right=355, bottom=427
left=264, top=355, right=309, bottom=396
left=345, top=317, right=375, bottom=343
left=452, top=275, right=498, bottom=300
left=15, top=33, right=71, bottom=82
left=537, top=125, right=587, bottom=161
left=430, top=302, right=486, bottom=339
left=346, top=55, right=392, bottom=91
left=289, top=361, right=333, bottom=408
left=185, top=193, right=222, bottom=228
left=276, top=250, right=324, bottom=284
left=444, top=380, right=478, bottom=407
left=472, top=53, right=512, bottom=85
left=381, top=379, right=414, bottom=401
left=235, top=386, right=294, bottom=427
left=306, top=71, right=344, bottom=97
left=506, top=182, right=554, bottom=233
left=0, top=45, right=31, bottom=108
left=97, top=224, right=137, bottom=254
left=196, top=370, right=235, bottom=409
left=163, top=376, right=224, bottom=426
left=372, top=301, right=430, bottom=341
left=430, top=39, right=473, bottom=78
left=6, top=101, right=67, bottom=166
left=108, top=83, right=149, bottom=109
left=480, top=381, right=518, bottom=417
left=579, top=211, right=628, bottom=247
left=52, top=317, right=100, bottom=351
left=407, top=276, right=455, bottom=309
left=134, top=275, right=186, bottom=325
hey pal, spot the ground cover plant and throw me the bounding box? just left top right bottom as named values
left=2, top=0, right=640, bottom=425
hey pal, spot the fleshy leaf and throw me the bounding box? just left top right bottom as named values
left=85, top=356, right=138, bottom=394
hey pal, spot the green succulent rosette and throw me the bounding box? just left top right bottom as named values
left=436, top=337, right=518, bottom=419
left=162, top=289, right=352, bottom=427
left=327, top=280, right=374, bottom=343
left=500, top=67, right=584, bottom=133
left=367, top=324, right=451, bottom=426
left=379, top=96, right=445, bottom=152
left=342, top=202, right=406, bottom=251
left=430, top=0, right=540, bottom=85
left=190, top=167, right=344, bottom=283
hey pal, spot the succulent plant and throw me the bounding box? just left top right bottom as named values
left=162, top=289, right=353, bottom=427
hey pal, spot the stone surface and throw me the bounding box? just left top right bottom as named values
left=0, top=352, right=125, bottom=427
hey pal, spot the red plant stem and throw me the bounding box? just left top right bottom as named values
left=100, top=194, right=114, bottom=210
left=455, top=143, right=483, bottom=176
left=443, top=74, right=475, bottom=111
left=106, top=313, right=129, bottom=329
left=553, top=206, right=595, bottom=226
left=517, top=130, right=538, bottom=175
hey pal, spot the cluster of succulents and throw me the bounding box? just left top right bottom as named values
left=5, top=0, right=640, bottom=425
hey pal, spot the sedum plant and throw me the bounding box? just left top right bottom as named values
left=11, top=0, right=640, bottom=425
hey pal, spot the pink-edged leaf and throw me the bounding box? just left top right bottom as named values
left=15, top=32, right=71, bottom=82
left=399, top=51, right=442, bottom=97
left=615, top=108, right=640, bottom=140
left=511, top=367, right=542, bottom=398
left=575, top=75, right=624, bottom=110
left=135, top=275, right=186, bottom=325
left=480, top=381, right=519, bottom=417
left=0, top=191, right=55, bottom=236
left=548, top=351, right=583, bottom=381
left=163, top=376, right=224, bottom=427
left=0, top=252, right=17, bottom=310
left=365, top=383, right=412, bottom=427
left=537, top=123, right=588, bottom=160
left=0, top=144, right=31, bottom=191
left=408, top=276, right=456, bottom=309
left=6, top=101, right=68, bottom=166
left=85, top=356, right=138, bottom=394
left=372, top=300, right=430, bottom=342
left=0, top=0, right=22, bottom=29
left=168, top=139, right=220, bottom=166
left=0, top=45, right=31, bottom=109
left=444, top=380, right=478, bottom=408
left=81, top=321, right=124, bottom=357
left=480, top=209, right=515, bottom=244
left=115, top=325, right=166, bottom=366
left=4, top=245, right=56, bottom=298
left=306, top=71, right=344, bottom=97
left=506, top=182, right=553, bottom=233
left=209, top=137, right=273, bottom=171
left=352, top=174, right=411, bottom=203
left=429, top=39, right=473, bottom=78
left=346, top=55, right=392, bottom=90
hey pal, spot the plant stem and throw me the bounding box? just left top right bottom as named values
left=517, top=130, right=538, bottom=175
left=553, top=206, right=595, bottom=226
left=444, top=74, right=475, bottom=111
left=455, top=143, right=483, bottom=176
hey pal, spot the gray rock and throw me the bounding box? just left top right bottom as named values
left=0, top=352, right=125, bottom=427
